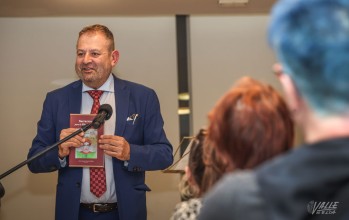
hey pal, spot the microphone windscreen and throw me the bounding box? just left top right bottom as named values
left=98, top=104, right=113, bottom=120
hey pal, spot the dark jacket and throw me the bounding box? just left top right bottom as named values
left=199, top=137, right=349, bottom=220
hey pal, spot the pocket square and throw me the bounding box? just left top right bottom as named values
left=126, top=114, right=139, bottom=124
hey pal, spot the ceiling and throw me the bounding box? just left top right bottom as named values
left=0, top=0, right=276, bottom=17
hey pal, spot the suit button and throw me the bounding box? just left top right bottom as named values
left=76, top=182, right=81, bottom=188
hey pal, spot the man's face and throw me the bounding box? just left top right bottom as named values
left=75, top=32, right=119, bottom=89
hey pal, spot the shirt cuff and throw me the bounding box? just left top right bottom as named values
left=124, top=161, right=129, bottom=167
left=59, top=157, right=67, bottom=168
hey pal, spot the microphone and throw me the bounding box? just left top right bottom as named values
left=92, top=104, right=113, bottom=129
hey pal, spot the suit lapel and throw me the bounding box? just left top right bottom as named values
left=69, top=80, right=82, bottom=114
left=114, top=76, right=130, bottom=136
left=67, top=81, right=83, bottom=180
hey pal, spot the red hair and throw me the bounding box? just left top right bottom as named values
left=207, top=77, right=294, bottom=170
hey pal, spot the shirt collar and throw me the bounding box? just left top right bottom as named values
left=82, top=74, right=114, bottom=93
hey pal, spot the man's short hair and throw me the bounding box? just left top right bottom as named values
left=78, top=24, right=115, bottom=51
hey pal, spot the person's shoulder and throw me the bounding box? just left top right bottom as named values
left=115, top=77, right=159, bottom=103
left=115, top=77, right=154, bottom=93
left=171, top=198, right=202, bottom=220
left=211, top=171, right=260, bottom=201
left=43, top=79, right=81, bottom=102
left=47, top=79, right=81, bottom=96
left=199, top=171, right=267, bottom=220
left=255, top=145, right=304, bottom=178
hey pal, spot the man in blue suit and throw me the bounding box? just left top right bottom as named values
left=27, top=24, right=173, bottom=220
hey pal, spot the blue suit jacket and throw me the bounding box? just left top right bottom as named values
left=27, top=75, right=173, bottom=220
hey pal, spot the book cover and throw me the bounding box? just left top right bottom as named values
left=69, top=114, right=104, bottom=167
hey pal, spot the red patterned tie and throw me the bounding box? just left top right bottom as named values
left=87, top=90, right=106, bottom=198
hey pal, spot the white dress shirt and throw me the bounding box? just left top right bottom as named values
left=80, top=74, right=117, bottom=203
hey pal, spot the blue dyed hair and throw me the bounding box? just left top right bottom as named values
left=268, top=0, right=349, bottom=116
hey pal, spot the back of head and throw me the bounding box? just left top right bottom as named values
left=268, top=0, right=349, bottom=116
left=187, top=129, right=206, bottom=196
left=179, top=129, right=207, bottom=199
left=208, top=77, right=294, bottom=170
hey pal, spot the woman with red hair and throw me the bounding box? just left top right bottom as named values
left=171, top=76, right=294, bottom=220
left=206, top=76, right=294, bottom=172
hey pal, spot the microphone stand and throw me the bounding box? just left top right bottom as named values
left=0, top=122, right=95, bottom=201
left=0, top=182, right=4, bottom=197
left=0, top=182, right=4, bottom=207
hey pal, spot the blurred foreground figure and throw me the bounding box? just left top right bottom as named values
left=172, top=76, right=294, bottom=220
left=199, top=0, right=349, bottom=219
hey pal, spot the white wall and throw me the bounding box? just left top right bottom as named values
left=190, top=15, right=280, bottom=133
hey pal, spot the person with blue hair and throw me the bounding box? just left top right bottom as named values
left=198, top=0, right=349, bottom=219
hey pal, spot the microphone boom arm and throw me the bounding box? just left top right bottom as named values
left=0, top=123, right=93, bottom=180
left=0, top=123, right=94, bottom=199
left=0, top=103, right=113, bottom=200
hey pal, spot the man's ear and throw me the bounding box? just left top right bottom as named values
left=184, top=166, right=191, bottom=180
left=273, top=63, right=301, bottom=112
left=185, top=165, right=196, bottom=186
left=111, top=50, right=119, bottom=66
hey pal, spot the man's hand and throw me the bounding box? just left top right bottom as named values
left=58, top=128, right=85, bottom=158
left=99, top=135, right=130, bottom=161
